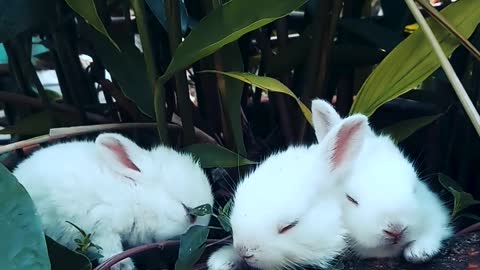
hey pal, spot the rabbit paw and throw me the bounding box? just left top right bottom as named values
left=403, top=238, right=441, bottom=263
left=109, top=258, right=136, bottom=270
left=207, top=245, right=241, bottom=270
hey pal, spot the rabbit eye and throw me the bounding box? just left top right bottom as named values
left=279, top=220, right=298, bottom=234
left=346, top=194, right=359, bottom=206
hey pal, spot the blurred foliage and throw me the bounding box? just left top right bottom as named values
left=0, top=0, right=480, bottom=269
left=0, top=164, right=51, bottom=270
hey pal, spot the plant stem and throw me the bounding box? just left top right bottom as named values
left=93, top=238, right=225, bottom=270
left=414, top=0, right=480, bottom=62
left=130, top=0, right=170, bottom=144
left=165, top=0, right=195, bottom=145
left=0, top=121, right=217, bottom=154
left=404, top=0, right=480, bottom=136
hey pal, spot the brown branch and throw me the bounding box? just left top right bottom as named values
left=0, top=122, right=217, bottom=154
left=0, top=91, right=110, bottom=123
left=93, top=239, right=225, bottom=270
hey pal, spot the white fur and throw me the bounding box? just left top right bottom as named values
left=207, top=245, right=242, bottom=270
left=208, top=115, right=369, bottom=270
left=12, top=133, right=213, bottom=270
left=311, top=99, right=453, bottom=263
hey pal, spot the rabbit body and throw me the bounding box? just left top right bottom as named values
left=311, top=99, right=453, bottom=263
left=208, top=115, right=370, bottom=270
left=13, top=133, right=213, bottom=270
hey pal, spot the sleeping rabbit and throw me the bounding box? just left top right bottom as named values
left=208, top=114, right=370, bottom=269
left=13, top=133, right=214, bottom=270
left=310, top=99, right=453, bottom=263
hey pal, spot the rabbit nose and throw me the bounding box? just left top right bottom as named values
left=383, top=226, right=407, bottom=242
left=237, top=246, right=254, bottom=260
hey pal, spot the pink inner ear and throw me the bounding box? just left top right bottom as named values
left=102, top=139, right=141, bottom=172
left=331, top=121, right=363, bottom=168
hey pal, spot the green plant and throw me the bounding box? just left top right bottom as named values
left=1, top=0, right=480, bottom=269
left=65, top=221, right=104, bottom=261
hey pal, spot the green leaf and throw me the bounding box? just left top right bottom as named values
left=217, top=42, right=247, bottom=156
left=46, top=236, right=92, bottom=270
left=438, top=173, right=480, bottom=218
left=349, top=0, right=480, bottom=116
left=381, top=114, right=442, bottom=143
left=183, top=144, right=256, bottom=169
left=79, top=24, right=154, bottom=117
left=0, top=0, right=55, bottom=42
left=0, top=163, right=51, bottom=270
left=174, top=225, right=209, bottom=270
left=217, top=199, right=233, bottom=232
left=200, top=71, right=313, bottom=126
left=217, top=215, right=231, bottom=233
left=438, top=173, right=464, bottom=192
left=189, top=204, right=213, bottom=217
left=159, top=0, right=308, bottom=82
left=65, top=221, right=87, bottom=237
left=448, top=188, right=480, bottom=219
left=64, top=0, right=120, bottom=51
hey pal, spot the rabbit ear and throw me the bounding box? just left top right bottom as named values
left=95, top=133, right=143, bottom=180
left=311, top=99, right=341, bottom=142
left=320, top=114, right=368, bottom=178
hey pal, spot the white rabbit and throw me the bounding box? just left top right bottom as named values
left=12, top=133, right=214, bottom=270
left=207, top=114, right=370, bottom=270
left=311, top=99, right=453, bottom=263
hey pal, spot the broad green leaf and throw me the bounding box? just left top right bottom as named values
left=201, top=71, right=313, bottom=126
left=79, top=24, right=154, bottom=117
left=217, top=42, right=247, bottom=156
left=46, top=236, right=92, bottom=270
left=183, top=144, right=256, bottom=169
left=64, top=0, right=120, bottom=51
left=438, top=173, right=480, bottom=219
left=159, top=0, right=308, bottom=82
left=0, top=111, right=83, bottom=136
left=350, top=0, right=480, bottom=116
left=0, top=163, right=51, bottom=270
left=189, top=204, right=213, bottom=217
left=0, top=0, right=55, bottom=42
left=174, top=225, right=209, bottom=270
left=381, top=114, right=442, bottom=143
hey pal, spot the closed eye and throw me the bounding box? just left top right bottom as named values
left=278, top=220, right=299, bottom=234
left=346, top=194, right=359, bottom=206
